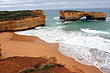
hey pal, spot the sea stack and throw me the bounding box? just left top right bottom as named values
left=0, top=10, right=46, bottom=31
left=59, top=10, right=106, bottom=21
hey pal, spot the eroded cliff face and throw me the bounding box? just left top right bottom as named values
left=0, top=10, right=46, bottom=31
left=60, top=10, right=106, bottom=21
left=0, top=44, right=1, bottom=60
left=0, top=49, right=1, bottom=60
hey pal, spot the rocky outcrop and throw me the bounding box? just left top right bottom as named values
left=0, top=44, right=1, bottom=60
left=0, top=56, right=84, bottom=73
left=0, top=48, right=1, bottom=60
left=60, top=10, right=106, bottom=21
left=0, top=10, right=46, bottom=31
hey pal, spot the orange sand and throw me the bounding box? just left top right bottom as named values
left=0, top=32, right=102, bottom=73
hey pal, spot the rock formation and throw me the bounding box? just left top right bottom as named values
left=0, top=56, right=84, bottom=73
left=0, top=44, right=1, bottom=60
left=60, top=10, right=106, bottom=21
left=0, top=49, right=1, bottom=60
left=0, top=10, right=46, bottom=31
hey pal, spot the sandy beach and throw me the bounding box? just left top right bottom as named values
left=0, top=32, right=102, bottom=73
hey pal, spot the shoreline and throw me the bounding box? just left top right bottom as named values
left=0, top=32, right=102, bottom=73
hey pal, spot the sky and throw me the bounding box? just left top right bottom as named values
left=0, top=0, right=110, bottom=11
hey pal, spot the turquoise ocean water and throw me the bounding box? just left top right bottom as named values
left=15, top=8, right=110, bottom=73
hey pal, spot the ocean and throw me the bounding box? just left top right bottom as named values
left=15, top=8, right=110, bottom=73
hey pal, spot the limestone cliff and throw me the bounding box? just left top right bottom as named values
left=60, top=10, right=106, bottom=21
left=0, top=10, right=46, bottom=31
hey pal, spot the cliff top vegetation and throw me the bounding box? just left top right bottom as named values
left=0, top=10, right=42, bottom=22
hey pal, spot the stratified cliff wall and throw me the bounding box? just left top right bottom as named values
left=60, top=10, right=106, bottom=21
left=0, top=10, right=46, bottom=31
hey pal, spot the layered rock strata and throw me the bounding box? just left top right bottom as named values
left=60, top=10, right=106, bottom=21
left=0, top=10, right=46, bottom=31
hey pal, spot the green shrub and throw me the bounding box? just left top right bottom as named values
left=39, top=64, right=48, bottom=71
left=0, top=10, right=40, bottom=22
left=57, top=64, right=64, bottom=67
left=65, top=10, right=83, bottom=12
left=29, top=67, right=35, bottom=72
left=34, top=63, right=39, bottom=68
left=57, top=64, right=61, bottom=67
left=39, top=64, right=54, bottom=71
left=51, top=64, right=54, bottom=67
left=47, top=64, right=51, bottom=68
left=47, top=64, right=54, bottom=67
left=22, top=69, right=29, bottom=73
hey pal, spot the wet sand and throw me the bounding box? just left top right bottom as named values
left=0, top=32, right=102, bottom=73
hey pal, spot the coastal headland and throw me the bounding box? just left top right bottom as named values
left=0, top=10, right=46, bottom=31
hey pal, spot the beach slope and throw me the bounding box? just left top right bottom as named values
left=0, top=32, right=102, bottom=73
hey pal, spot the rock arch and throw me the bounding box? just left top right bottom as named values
left=60, top=10, right=106, bottom=21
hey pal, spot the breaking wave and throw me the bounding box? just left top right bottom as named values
left=106, top=17, right=110, bottom=21
left=53, top=17, right=60, bottom=20
left=81, top=28, right=110, bottom=35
